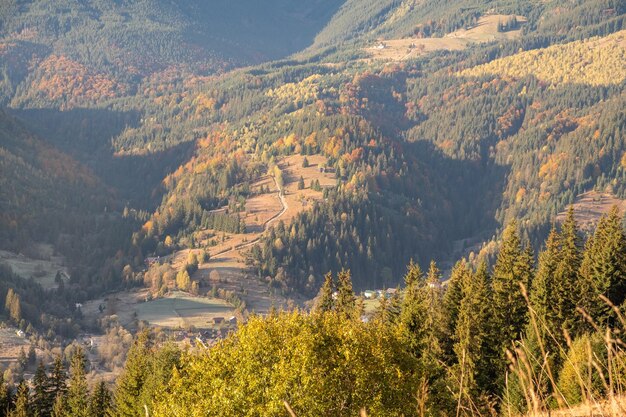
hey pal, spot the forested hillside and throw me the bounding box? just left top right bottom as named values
left=0, top=110, right=134, bottom=291
left=1, top=0, right=625, bottom=295
left=0, top=0, right=626, bottom=416
left=0, top=0, right=344, bottom=106
left=6, top=209, right=626, bottom=416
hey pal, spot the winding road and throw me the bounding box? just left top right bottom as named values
left=216, top=175, right=288, bottom=254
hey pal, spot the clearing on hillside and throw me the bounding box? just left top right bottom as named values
left=0, top=327, right=32, bottom=368
left=135, top=291, right=234, bottom=329
left=0, top=246, right=67, bottom=290
left=366, top=14, right=526, bottom=61
left=556, top=191, right=626, bottom=232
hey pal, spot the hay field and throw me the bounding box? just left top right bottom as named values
left=135, top=291, right=234, bottom=329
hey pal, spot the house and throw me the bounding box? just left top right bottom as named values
left=385, top=288, right=398, bottom=297
left=16, top=330, right=25, bottom=337
left=363, top=290, right=376, bottom=299
left=375, top=42, right=386, bottom=50
left=228, top=316, right=237, bottom=325
left=213, top=316, right=225, bottom=325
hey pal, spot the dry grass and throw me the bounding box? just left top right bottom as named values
left=135, top=291, right=234, bottom=329
left=505, top=288, right=626, bottom=417
left=0, top=247, right=67, bottom=290
left=556, top=191, right=626, bottom=233
left=0, top=327, right=31, bottom=367
left=365, top=15, right=526, bottom=61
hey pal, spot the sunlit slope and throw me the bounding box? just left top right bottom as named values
left=459, top=30, right=626, bottom=86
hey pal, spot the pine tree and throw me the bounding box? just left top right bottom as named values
left=423, top=261, right=445, bottom=359
left=32, top=362, right=52, bottom=417
left=65, top=348, right=89, bottom=417
left=11, top=381, right=29, bottom=417
left=113, top=331, right=152, bottom=417
left=49, top=356, right=67, bottom=404
left=555, top=207, right=583, bottom=335
left=529, top=227, right=560, bottom=354
left=403, top=259, right=424, bottom=288
left=0, top=375, right=9, bottom=417
left=88, top=381, right=111, bottom=417
left=490, top=222, right=534, bottom=391
left=453, top=261, right=492, bottom=407
left=51, top=394, right=65, bottom=417
left=138, top=343, right=181, bottom=416
left=579, top=207, right=626, bottom=326
left=314, top=272, right=334, bottom=313
left=442, top=260, right=469, bottom=364
left=398, top=261, right=426, bottom=353
left=335, top=270, right=355, bottom=318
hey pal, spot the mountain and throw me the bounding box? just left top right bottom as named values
left=0, top=0, right=624, bottom=295
left=0, top=0, right=344, bottom=106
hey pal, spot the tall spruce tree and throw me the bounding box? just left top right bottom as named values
left=579, top=207, right=626, bottom=326
left=555, top=207, right=583, bottom=335
left=529, top=228, right=561, bottom=355
left=398, top=261, right=426, bottom=353
left=442, top=260, right=470, bottom=364
left=453, top=261, right=492, bottom=408
left=88, top=381, right=111, bottom=417
left=314, top=272, right=335, bottom=313
left=49, top=356, right=67, bottom=409
left=113, top=331, right=152, bottom=417
left=490, top=222, right=534, bottom=390
left=11, top=381, right=29, bottom=417
left=32, top=362, right=52, bottom=417
left=335, top=270, right=355, bottom=319
left=65, top=348, right=89, bottom=417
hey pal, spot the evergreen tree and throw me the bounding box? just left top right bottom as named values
left=452, top=261, right=492, bottom=409
left=88, top=381, right=111, bottom=417
left=403, top=259, right=424, bottom=288
left=49, top=356, right=67, bottom=404
left=490, top=222, right=534, bottom=391
left=0, top=375, right=9, bottom=417
left=139, top=343, right=181, bottom=416
left=113, top=331, right=152, bottom=417
left=442, top=260, right=469, bottom=364
left=529, top=228, right=561, bottom=356
left=423, top=261, right=445, bottom=360
left=579, top=207, right=626, bottom=326
left=335, top=270, right=355, bottom=318
left=314, top=272, right=334, bottom=313
left=32, top=362, right=52, bottom=417
left=555, top=207, right=583, bottom=335
left=65, top=348, right=89, bottom=417
left=398, top=261, right=426, bottom=353
left=51, top=395, right=65, bottom=417
left=10, top=381, right=29, bottom=417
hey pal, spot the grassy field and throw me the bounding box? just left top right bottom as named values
left=0, top=248, right=67, bottom=290
left=366, top=14, right=526, bottom=61
left=556, top=190, right=626, bottom=232
left=135, top=291, right=234, bottom=329
left=0, top=327, right=31, bottom=368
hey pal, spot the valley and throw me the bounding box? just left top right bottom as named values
left=0, top=0, right=625, bottom=415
